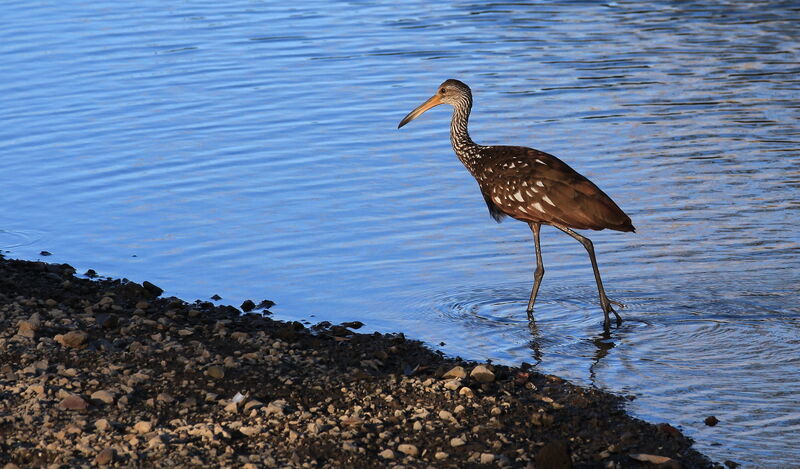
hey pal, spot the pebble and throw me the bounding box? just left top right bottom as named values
left=442, top=366, right=467, bottom=379
left=435, top=451, right=449, bottom=460
left=95, top=419, right=111, bottom=432
left=397, top=443, right=419, bottom=457
left=133, top=421, right=153, bottom=434
left=224, top=402, right=239, bottom=414
left=55, top=330, right=89, bottom=349
left=17, top=319, right=40, bottom=338
left=90, top=390, right=115, bottom=404
left=450, top=437, right=466, bottom=447
left=156, top=393, right=175, bottom=404
left=459, top=387, right=475, bottom=398
left=95, top=447, right=115, bottom=466
left=480, top=453, right=496, bottom=464
left=379, top=449, right=395, bottom=459
left=470, top=365, right=495, bottom=383
left=439, top=410, right=454, bottom=421
left=59, top=394, right=88, bottom=411
left=444, top=379, right=461, bottom=391
left=206, top=365, right=225, bottom=379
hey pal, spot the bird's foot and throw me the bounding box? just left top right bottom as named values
left=526, top=306, right=534, bottom=321
left=601, top=299, right=623, bottom=329
left=609, top=299, right=626, bottom=309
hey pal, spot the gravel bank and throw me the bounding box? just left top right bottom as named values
left=0, top=255, right=722, bottom=468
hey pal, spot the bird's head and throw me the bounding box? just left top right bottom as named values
left=398, top=79, right=472, bottom=129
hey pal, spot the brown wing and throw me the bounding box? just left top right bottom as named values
left=474, top=146, right=634, bottom=232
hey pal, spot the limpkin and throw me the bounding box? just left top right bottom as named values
left=398, top=79, right=635, bottom=329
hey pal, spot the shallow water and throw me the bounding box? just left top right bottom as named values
left=2, top=1, right=799, bottom=465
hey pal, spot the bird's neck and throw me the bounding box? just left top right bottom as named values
left=449, top=97, right=478, bottom=157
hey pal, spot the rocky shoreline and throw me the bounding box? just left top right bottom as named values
left=0, top=255, right=724, bottom=468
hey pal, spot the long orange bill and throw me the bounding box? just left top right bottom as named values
left=398, top=94, right=443, bottom=128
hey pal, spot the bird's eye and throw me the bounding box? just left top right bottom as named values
left=440, top=88, right=446, bottom=94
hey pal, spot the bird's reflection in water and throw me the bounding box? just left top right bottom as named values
left=589, top=329, right=616, bottom=386
left=524, top=315, right=617, bottom=386
left=525, top=318, right=543, bottom=366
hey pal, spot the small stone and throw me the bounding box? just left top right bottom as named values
left=95, top=447, right=115, bottom=466
left=444, top=379, right=461, bottom=391
left=454, top=404, right=465, bottom=414
left=480, top=453, right=495, bottom=464
left=240, top=426, right=261, bottom=437
left=244, top=400, right=264, bottom=412
left=435, top=451, right=449, bottom=460
left=459, top=387, right=475, bottom=398
left=397, top=443, right=419, bottom=457
left=91, top=390, right=115, bottom=404
left=241, top=300, right=256, bottom=312
left=55, top=330, right=89, bottom=349
left=59, top=394, right=88, bottom=411
left=95, top=419, right=111, bottom=432
left=17, top=319, right=40, bottom=338
left=133, top=420, right=152, bottom=434
left=147, top=435, right=164, bottom=449
left=243, top=464, right=258, bottom=469
left=379, top=449, right=395, bottom=459
left=443, top=366, right=467, bottom=379
left=450, top=437, right=466, bottom=447
left=224, top=402, right=239, bottom=414
left=206, top=366, right=225, bottom=379
left=412, top=421, right=423, bottom=431
left=704, top=415, right=719, bottom=427
left=156, top=393, right=175, bottom=404
left=439, top=410, right=454, bottom=421
left=470, top=365, right=495, bottom=383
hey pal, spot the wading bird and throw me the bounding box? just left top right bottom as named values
left=398, top=79, right=634, bottom=329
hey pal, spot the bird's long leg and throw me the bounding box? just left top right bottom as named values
left=526, top=223, right=545, bottom=320
left=553, top=224, right=622, bottom=328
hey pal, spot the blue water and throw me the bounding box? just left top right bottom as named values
left=2, top=1, right=798, bottom=466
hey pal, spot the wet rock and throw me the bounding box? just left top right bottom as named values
left=470, top=365, right=495, bottom=383
left=724, top=460, right=740, bottom=469
left=704, top=416, right=719, bottom=427
left=340, top=320, right=363, bottom=329
left=142, top=281, right=163, bottom=298
left=537, top=440, right=573, bottom=469
left=55, top=330, right=89, bottom=349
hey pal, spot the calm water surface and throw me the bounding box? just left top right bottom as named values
left=2, top=1, right=799, bottom=466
